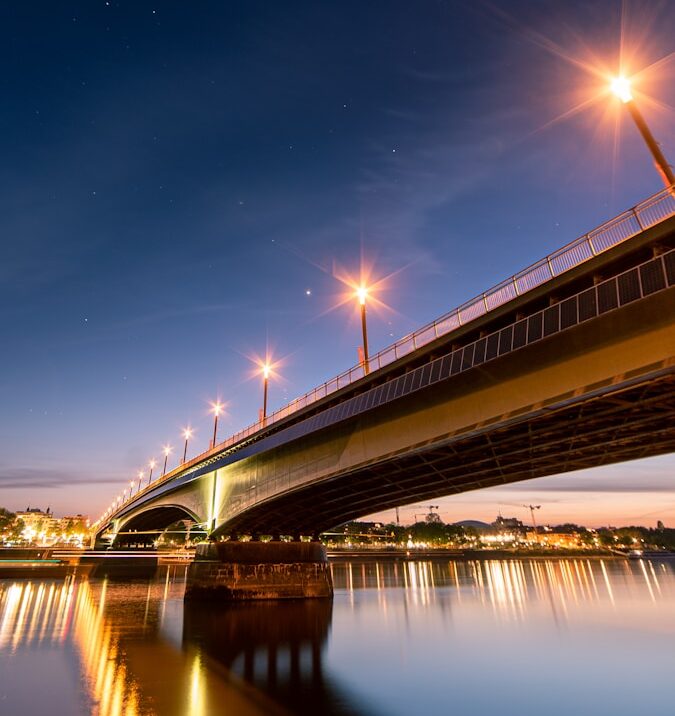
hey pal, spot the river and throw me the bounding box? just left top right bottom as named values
left=1, top=557, right=674, bottom=715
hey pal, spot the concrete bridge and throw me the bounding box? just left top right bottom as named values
left=95, top=188, right=675, bottom=561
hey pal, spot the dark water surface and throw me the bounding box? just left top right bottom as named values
left=1, top=558, right=674, bottom=715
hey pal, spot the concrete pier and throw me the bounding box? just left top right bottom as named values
left=185, top=541, right=333, bottom=601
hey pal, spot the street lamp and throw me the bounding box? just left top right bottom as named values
left=182, top=427, right=193, bottom=463
left=356, top=285, right=370, bottom=374
left=261, top=363, right=271, bottom=425
left=162, top=444, right=172, bottom=476
left=210, top=401, right=224, bottom=448
left=147, top=459, right=156, bottom=486
left=610, top=75, right=675, bottom=188
left=137, top=471, right=144, bottom=493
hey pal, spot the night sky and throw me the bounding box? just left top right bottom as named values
left=2, top=1, right=674, bottom=527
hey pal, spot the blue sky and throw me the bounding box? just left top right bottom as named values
left=1, top=1, right=674, bottom=526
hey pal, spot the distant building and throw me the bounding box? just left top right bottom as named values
left=526, top=531, right=581, bottom=549
left=15, top=508, right=60, bottom=544
left=14, top=508, right=90, bottom=546
left=60, top=514, right=90, bottom=532
left=474, top=515, right=528, bottom=546
left=58, top=515, right=90, bottom=545
left=492, top=515, right=526, bottom=532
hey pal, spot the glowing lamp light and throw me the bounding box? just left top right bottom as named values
left=608, top=72, right=674, bottom=187
left=356, top=285, right=368, bottom=305
left=610, top=75, right=632, bottom=103
left=211, top=401, right=224, bottom=416
left=163, top=444, right=172, bottom=456
left=149, top=459, right=157, bottom=469
left=182, top=427, right=193, bottom=440
left=262, top=363, right=271, bottom=379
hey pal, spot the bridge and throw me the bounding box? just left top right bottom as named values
left=95, top=187, right=675, bottom=555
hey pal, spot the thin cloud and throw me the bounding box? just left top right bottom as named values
left=0, top=467, right=121, bottom=490
left=498, top=458, right=675, bottom=494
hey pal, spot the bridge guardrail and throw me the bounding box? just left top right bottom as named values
left=213, top=185, right=675, bottom=446
left=99, top=185, right=675, bottom=524
left=227, top=247, right=675, bottom=517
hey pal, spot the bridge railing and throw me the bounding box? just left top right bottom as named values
left=214, top=185, right=675, bottom=446
left=100, top=185, right=675, bottom=524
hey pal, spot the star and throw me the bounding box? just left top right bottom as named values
left=305, top=289, right=312, bottom=296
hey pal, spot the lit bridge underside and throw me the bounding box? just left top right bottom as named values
left=97, top=192, right=675, bottom=545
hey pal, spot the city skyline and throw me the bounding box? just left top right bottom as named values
left=2, top=1, right=674, bottom=527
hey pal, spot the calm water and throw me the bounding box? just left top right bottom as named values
left=1, top=558, right=674, bottom=715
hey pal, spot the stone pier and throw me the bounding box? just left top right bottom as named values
left=185, top=541, right=333, bottom=601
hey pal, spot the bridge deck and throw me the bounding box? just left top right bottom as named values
left=97, top=188, right=675, bottom=539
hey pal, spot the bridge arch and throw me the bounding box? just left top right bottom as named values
left=112, top=504, right=205, bottom=548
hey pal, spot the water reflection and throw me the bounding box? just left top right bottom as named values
left=0, top=570, right=272, bottom=716
left=183, top=599, right=353, bottom=715
left=330, top=557, right=674, bottom=620
left=1, top=558, right=675, bottom=716
left=0, top=579, right=76, bottom=651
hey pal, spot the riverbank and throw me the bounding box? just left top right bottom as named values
left=3, top=546, right=674, bottom=581
left=327, top=547, right=622, bottom=560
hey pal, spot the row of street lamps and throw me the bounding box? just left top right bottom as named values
left=96, top=284, right=372, bottom=523
left=95, top=74, right=672, bottom=527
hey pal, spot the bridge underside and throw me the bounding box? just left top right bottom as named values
left=107, top=505, right=203, bottom=547
left=119, top=505, right=198, bottom=532
left=217, top=367, right=675, bottom=536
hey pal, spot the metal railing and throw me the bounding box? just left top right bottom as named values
left=224, top=248, right=675, bottom=518
left=204, top=185, right=675, bottom=445
left=100, top=185, right=675, bottom=524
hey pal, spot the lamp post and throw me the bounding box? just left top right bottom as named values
left=137, top=473, right=143, bottom=494
left=182, top=427, right=193, bottom=463
left=162, top=445, right=172, bottom=476
left=210, top=402, right=224, bottom=449
left=262, top=363, right=271, bottom=425
left=610, top=75, right=675, bottom=188
left=356, top=286, right=370, bottom=374
left=147, top=459, right=156, bottom=486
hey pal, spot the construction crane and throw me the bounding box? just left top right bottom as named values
left=523, top=504, right=541, bottom=530
left=399, top=504, right=441, bottom=525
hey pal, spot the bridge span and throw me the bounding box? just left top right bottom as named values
left=96, top=188, right=675, bottom=548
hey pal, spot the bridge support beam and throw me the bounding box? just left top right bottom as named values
left=185, top=541, right=333, bottom=601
